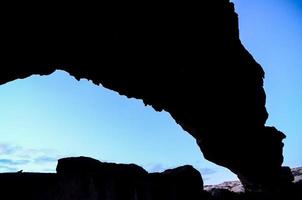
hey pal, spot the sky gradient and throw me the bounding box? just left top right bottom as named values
left=0, top=0, right=301, bottom=184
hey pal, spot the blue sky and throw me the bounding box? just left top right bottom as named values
left=0, top=0, right=301, bottom=185
left=0, top=71, right=232, bottom=183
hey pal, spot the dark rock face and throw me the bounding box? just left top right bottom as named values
left=56, top=157, right=149, bottom=200
left=56, top=157, right=147, bottom=177
left=208, top=188, right=241, bottom=200
left=148, top=165, right=204, bottom=199
left=56, top=157, right=204, bottom=200
left=0, top=173, right=58, bottom=200
left=0, top=0, right=293, bottom=191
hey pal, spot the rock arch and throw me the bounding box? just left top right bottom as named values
left=0, top=0, right=292, bottom=190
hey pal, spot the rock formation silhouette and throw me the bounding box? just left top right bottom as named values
left=0, top=157, right=205, bottom=200
left=0, top=157, right=301, bottom=200
left=0, top=0, right=295, bottom=194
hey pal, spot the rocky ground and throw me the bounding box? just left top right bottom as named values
left=205, top=180, right=244, bottom=193
left=292, top=167, right=302, bottom=183
left=204, top=167, right=302, bottom=193
left=204, top=167, right=302, bottom=200
left=205, top=167, right=302, bottom=193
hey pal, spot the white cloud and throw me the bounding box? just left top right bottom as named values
left=0, top=144, right=20, bottom=155
left=0, top=159, right=29, bottom=165
left=0, top=143, right=61, bottom=173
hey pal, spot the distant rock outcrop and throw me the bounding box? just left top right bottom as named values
left=205, top=167, right=302, bottom=194
left=205, top=181, right=244, bottom=193
left=292, top=167, right=302, bottom=184
left=204, top=167, right=302, bottom=199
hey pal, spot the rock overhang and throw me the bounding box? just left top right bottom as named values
left=0, top=0, right=293, bottom=191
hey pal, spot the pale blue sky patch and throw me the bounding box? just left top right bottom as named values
left=0, top=144, right=20, bottom=155
left=200, top=168, right=216, bottom=175
left=0, top=159, right=29, bottom=165
left=0, top=165, right=17, bottom=172
left=34, top=156, right=59, bottom=164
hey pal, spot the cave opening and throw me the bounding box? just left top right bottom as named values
left=0, top=70, right=237, bottom=185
